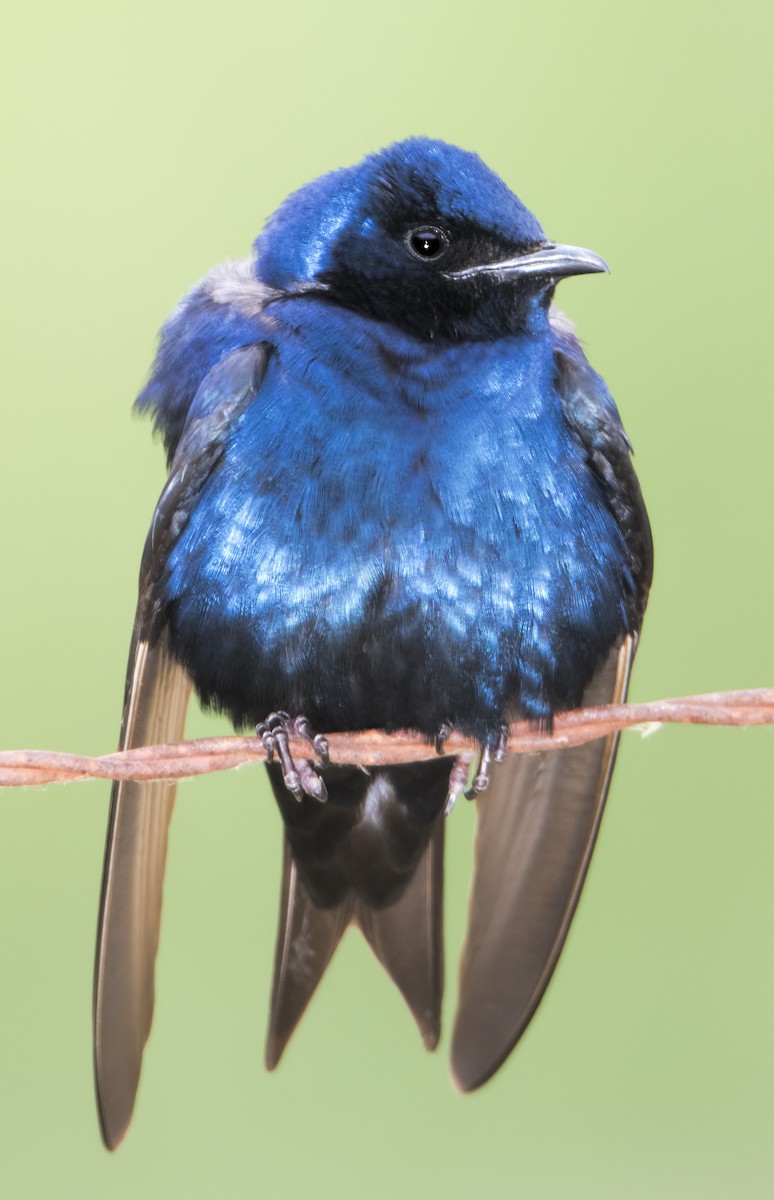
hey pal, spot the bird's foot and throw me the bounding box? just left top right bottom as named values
left=464, top=725, right=509, bottom=800
left=256, top=711, right=329, bottom=803
left=292, top=715, right=330, bottom=768
left=435, top=722, right=453, bottom=756
left=445, top=755, right=471, bottom=814
left=438, top=722, right=509, bottom=808
left=436, top=722, right=470, bottom=813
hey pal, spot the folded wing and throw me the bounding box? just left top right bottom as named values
left=94, top=343, right=267, bottom=1148
left=93, top=631, right=191, bottom=1149
left=451, top=636, right=634, bottom=1091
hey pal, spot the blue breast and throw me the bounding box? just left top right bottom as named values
left=163, top=299, right=633, bottom=739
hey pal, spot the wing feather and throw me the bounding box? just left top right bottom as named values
left=451, top=636, right=635, bottom=1091
left=94, top=341, right=268, bottom=1148
left=93, top=628, right=191, bottom=1149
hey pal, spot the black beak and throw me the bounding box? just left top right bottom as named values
left=445, top=242, right=610, bottom=282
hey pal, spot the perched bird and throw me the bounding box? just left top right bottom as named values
left=94, top=138, right=652, bottom=1149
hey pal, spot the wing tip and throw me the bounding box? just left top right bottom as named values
left=449, top=1036, right=508, bottom=1095
left=449, top=640, right=637, bottom=1094
left=264, top=1044, right=282, bottom=1073
left=95, top=1091, right=132, bottom=1153
left=264, top=1024, right=295, bottom=1072
left=417, top=1012, right=441, bottom=1052
left=99, top=1126, right=128, bottom=1154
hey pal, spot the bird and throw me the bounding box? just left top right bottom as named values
left=94, top=137, right=652, bottom=1149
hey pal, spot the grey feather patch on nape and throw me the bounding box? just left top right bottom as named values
left=205, top=258, right=281, bottom=316
left=547, top=305, right=576, bottom=338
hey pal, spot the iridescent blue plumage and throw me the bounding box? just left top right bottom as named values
left=162, top=298, right=635, bottom=737
left=255, top=139, right=545, bottom=293
left=94, top=138, right=651, bottom=1148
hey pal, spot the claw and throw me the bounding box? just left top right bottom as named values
left=256, top=717, right=278, bottom=763
left=445, top=755, right=471, bottom=814
left=294, top=716, right=330, bottom=768
left=273, top=723, right=304, bottom=802
left=465, top=729, right=509, bottom=798
left=494, top=723, right=509, bottom=763
left=465, top=746, right=493, bottom=800
left=296, top=757, right=328, bottom=802
left=256, top=711, right=328, bottom=803
left=435, top=722, right=453, bottom=756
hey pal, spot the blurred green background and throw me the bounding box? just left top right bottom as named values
left=1, top=1, right=772, bottom=1196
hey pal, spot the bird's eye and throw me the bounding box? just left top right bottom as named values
left=406, top=227, right=448, bottom=261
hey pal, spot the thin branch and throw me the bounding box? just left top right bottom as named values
left=0, top=688, right=771, bottom=789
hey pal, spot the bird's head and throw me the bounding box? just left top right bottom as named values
left=255, top=138, right=607, bottom=341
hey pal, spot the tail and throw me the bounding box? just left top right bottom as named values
left=264, top=760, right=449, bottom=1069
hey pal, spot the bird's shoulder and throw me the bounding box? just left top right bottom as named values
left=133, top=259, right=275, bottom=637
left=549, top=308, right=628, bottom=450
left=549, top=307, right=653, bottom=616
left=135, top=258, right=276, bottom=462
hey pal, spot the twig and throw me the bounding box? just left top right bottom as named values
left=0, top=688, right=771, bottom=789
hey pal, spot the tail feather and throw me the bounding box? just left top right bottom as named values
left=356, top=815, right=445, bottom=1050
left=265, top=760, right=448, bottom=1066
left=265, top=841, right=353, bottom=1070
